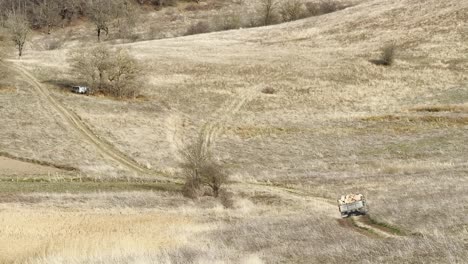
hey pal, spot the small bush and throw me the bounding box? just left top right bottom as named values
left=182, top=176, right=203, bottom=199
left=44, top=37, right=64, bottom=50
left=68, top=45, right=142, bottom=98
left=213, top=13, right=242, bottom=31
left=152, top=0, right=178, bottom=7
left=380, top=43, right=396, bottom=66
left=180, top=136, right=229, bottom=199
left=261, top=87, right=276, bottom=94
left=305, top=1, right=345, bottom=16
left=280, top=0, right=306, bottom=22
left=185, top=21, right=211, bottom=36
left=258, top=0, right=280, bottom=26
left=219, top=190, right=235, bottom=209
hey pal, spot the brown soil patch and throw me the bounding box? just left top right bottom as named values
left=0, top=86, right=15, bottom=93
left=0, top=156, right=62, bottom=176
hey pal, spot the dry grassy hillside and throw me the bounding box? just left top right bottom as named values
left=0, top=0, right=467, bottom=263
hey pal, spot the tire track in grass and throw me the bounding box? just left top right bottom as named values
left=247, top=182, right=403, bottom=239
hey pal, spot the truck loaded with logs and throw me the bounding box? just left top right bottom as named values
left=338, top=193, right=368, bottom=218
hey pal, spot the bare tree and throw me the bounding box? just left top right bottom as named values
left=33, top=0, right=62, bottom=34
left=259, top=0, right=278, bottom=26
left=280, top=0, right=305, bottom=22
left=105, top=48, right=140, bottom=98
left=0, top=29, right=10, bottom=61
left=4, top=10, right=31, bottom=57
left=180, top=135, right=228, bottom=198
left=87, top=0, right=115, bottom=41
left=68, top=45, right=141, bottom=98
left=115, top=0, right=139, bottom=40
left=86, top=0, right=134, bottom=41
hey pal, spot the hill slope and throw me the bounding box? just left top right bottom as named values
left=0, top=0, right=467, bottom=262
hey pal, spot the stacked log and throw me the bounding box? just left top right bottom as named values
left=339, top=193, right=364, bottom=204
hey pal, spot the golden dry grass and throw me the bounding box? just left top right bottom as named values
left=0, top=0, right=467, bottom=263
left=0, top=206, right=192, bottom=264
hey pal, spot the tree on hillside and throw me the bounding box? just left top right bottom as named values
left=259, top=0, right=278, bottom=26
left=87, top=0, right=114, bottom=41
left=115, top=0, right=139, bottom=39
left=32, top=0, right=62, bottom=34
left=279, top=0, right=305, bottom=22
left=0, top=29, right=10, bottom=61
left=87, top=0, right=132, bottom=41
left=69, top=45, right=141, bottom=98
left=4, top=11, right=31, bottom=58
left=180, top=135, right=229, bottom=198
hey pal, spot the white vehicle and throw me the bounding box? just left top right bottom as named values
left=338, top=194, right=368, bottom=218
left=71, top=86, right=89, bottom=94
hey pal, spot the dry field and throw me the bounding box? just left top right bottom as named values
left=0, top=0, right=467, bottom=263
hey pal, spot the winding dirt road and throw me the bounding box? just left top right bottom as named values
left=5, top=61, right=170, bottom=181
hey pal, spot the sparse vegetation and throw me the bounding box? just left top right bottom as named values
left=258, top=0, right=279, bottom=26
left=185, top=21, right=211, bottom=36
left=380, top=43, right=396, bottom=66
left=68, top=45, right=141, bottom=98
left=43, top=37, right=64, bottom=50
left=0, top=0, right=467, bottom=263
left=0, top=29, right=10, bottom=61
left=305, top=1, right=346, bottom=16
left=31, top=0, right=62, bottom=34
left=180, top=136, right=229, bottom=198
left=280, top=0, right=305, bottom=22
left=261, top=87, right=276, bottom=94
left=213, top=13, right=242, bottom=31
left=4, top=10, right=31, bottom=57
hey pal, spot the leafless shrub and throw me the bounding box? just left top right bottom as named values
left=86, top=0, right=137, bottom=41
left=261, top=87, right=276, bottom=94
left=219, top=190, right=235, bottom=208
left=4, top=10, right=31, bottom=57
left=180, top=135, right=229, bottom=199
left=185, top=21, right=211, bottom=36
left=380, top=43, right=396, bottom=66
left=43, top=37, right=64, bottom=50
left=212, top=13, right=242, bottom=31
left=0, top=29, right=11, bottom=61
left=305, top=1, right=345, bottom=16
left=68, top=45, right=142, bottom=98
left=152, top=0, right=178, bottom=7
left=258, top=0, right=279, bottom=26
left=185, top=1, right=222, bottom=12
left=280, top=0, right=306, bottom=22
left=31, top=0, right=62, bottom=34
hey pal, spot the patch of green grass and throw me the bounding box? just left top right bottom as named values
left=367, top=216, right=406, bottom=236
left=349, top=217, right=379, bottom=236
left=0, top=176, right=182, bottom=194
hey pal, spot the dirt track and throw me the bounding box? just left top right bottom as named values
left=5, top=61, right=169, bottom=181
left=5, top=62, right=401, bottom=239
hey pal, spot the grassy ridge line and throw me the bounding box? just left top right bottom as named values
left=0, top=175, right=182, bottom=194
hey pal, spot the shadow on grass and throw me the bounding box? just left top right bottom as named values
left=369, top=59, right=391, bottom=66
